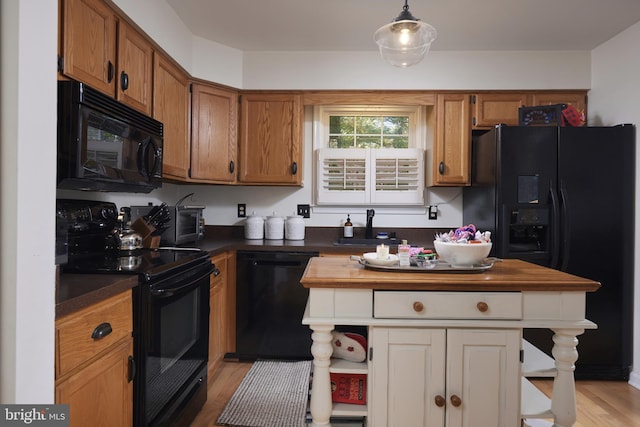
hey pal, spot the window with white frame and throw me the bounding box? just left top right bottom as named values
left=313, top=105, right=425, bottom=206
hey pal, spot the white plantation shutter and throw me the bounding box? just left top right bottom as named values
left=317, top=149, right=368, bottom=204
left=316, top=148, right=424, bottom=205
left=372, top=149, right=424, bottom=204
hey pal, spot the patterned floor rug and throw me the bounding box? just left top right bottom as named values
left=217, top=360, right=312, bottom=427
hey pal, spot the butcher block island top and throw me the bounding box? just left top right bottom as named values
left=301, top=257, right=601, bottom=292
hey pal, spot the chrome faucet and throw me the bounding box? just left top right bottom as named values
left=365, top=209, right=375, bottom=239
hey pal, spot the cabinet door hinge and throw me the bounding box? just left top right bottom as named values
left=189, top=83, right=193, bottom=93
left=188, top=167, right=192, bottom=178
left=369, top=347, right=373, bottom=361
left=57, top=55, right=64, bottom=72
left=520, top=349, right=524, bottom=363
left=472, top=117, right=477, bottom=126
left=471, top=95, right=476, bottom=104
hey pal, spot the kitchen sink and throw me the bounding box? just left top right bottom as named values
left=334, top=237, right=403, bottom=246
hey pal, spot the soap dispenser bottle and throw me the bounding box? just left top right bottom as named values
left=343, top=214, right=353, bottom=238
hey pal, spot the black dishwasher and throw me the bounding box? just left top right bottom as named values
left=234, top=250, right=318, bottom=360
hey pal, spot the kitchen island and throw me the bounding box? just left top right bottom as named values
left=301, top=257, right=600, bottom=427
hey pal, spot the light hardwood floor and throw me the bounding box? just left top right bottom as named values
left=191, top=361, right=640, bottom=427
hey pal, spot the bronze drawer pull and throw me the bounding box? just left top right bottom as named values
left=91, top=322, right=113, bottom=340
left=434, top=395, right=445, bottom=407
left=477, top=301, right=489, bottom=312
left=450, top=394, right=462, bottom=407
left=413, top=301, right=424, bottom=313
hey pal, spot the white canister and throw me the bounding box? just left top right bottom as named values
left=285, top=215, right=305, bottom=240
left=265, top=214, right=284, bottom=240
left=244, top=213, right=264, bottom=240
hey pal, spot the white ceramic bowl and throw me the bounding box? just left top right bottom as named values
left=363, top=252, right=399, bottom=267
left=433, top=240, right=492, bottom=266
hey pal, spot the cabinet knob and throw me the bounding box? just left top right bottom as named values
left=477, top=301, right=489, bottom=312
left=450, top=395, right=462, bottom=407
left=292, top=162, right=298, bottom=175
left=229, top=160, right=235, bottom=173
left=438, top=161, right=445, bottom=175
left=412, top=301, right=424, bottom=313
left=434, top=395, right=445, bottom=407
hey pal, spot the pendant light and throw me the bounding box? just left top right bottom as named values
left=374, top=0, right=437, bottom=68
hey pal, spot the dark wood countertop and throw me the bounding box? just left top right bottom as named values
left=301, top=257, right=601, bottom=292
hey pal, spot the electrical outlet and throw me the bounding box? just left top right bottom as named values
left=428, top=205, right=438, bottom=220
left=237, top=203, right=246, bottom=218
left=297, top=204, right=311, bottom=218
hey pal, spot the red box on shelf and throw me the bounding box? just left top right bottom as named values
left=330, top=373, right=367, bottom=405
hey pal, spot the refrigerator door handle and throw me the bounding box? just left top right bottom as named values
left=559, top=180, right=570, bottom=272
left=549, top=182, right=561, bottom=269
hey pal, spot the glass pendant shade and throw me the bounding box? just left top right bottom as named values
left=374, top=2, right=437, bottom=68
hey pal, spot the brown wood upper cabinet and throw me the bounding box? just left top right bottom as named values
left=472, top=92, right=588, bottom=129
left=191, top=83, right=238, bottom=183
left=60, top=0, right=153, bottom=115
left=472, top=93, right=529, bottom=128
left=432, top=94, right=472, bottom=186
left=153, top=53, right=191, bottom=180
left=60, top=0, right=116, bottom=94
left=116, top=20, right=153, bottom=115
left=239, top=93, right=303, bottom=185
left=530, top=92, right=587, bottom=117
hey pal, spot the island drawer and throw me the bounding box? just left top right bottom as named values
left=373, top=291, right=522, bottom=319
left=56, top=290, right=133, bottom=378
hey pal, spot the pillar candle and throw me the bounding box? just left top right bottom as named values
left=376, top=244, right=389, bottom=259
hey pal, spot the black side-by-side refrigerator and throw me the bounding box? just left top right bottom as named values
left=463, top=124, right=635, bottom=380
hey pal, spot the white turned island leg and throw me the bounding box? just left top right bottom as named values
left=309, top=324, right=334, bottom=427
left=550, top=328, right=584, bottom=427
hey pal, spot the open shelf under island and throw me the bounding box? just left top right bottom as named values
left=301, top=257, right=600, bottom=427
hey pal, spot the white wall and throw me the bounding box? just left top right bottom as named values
left=0, top=0, right=57, bottom=403
left=242, top=50, right=590, bottom=90
left=590, top=21, right=640, bottom=388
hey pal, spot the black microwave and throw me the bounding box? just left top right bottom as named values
left=57, top=80, right=163, bottom=193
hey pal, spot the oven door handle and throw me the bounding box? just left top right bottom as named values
left=150, top=265, right=217, bottom=298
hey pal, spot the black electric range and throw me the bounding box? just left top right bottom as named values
left=57, top=199, right=215, bottom=427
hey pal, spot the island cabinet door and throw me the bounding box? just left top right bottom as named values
left=446, top=329, right=521, bottom=427
left=369, top=328, right=521, bottom=427
left=369, top=328, right=446, bottom=427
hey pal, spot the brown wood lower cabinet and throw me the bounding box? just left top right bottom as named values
left=56, top=339, right=133, bottom=427
left=55, top=290, right=134, bottom=427
left=208, top=252, right=229, bottom=385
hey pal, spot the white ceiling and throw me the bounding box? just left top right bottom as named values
left=165, top=0, right=640, bottom=52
